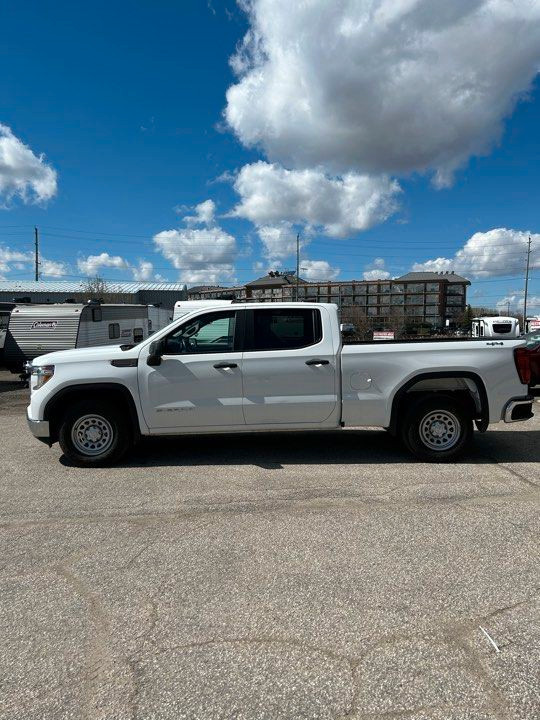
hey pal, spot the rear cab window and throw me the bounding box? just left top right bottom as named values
left=246, top=309, right=322, bottom=351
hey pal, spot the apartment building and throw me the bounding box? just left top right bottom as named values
left=187, top=271, right=470, bottom=330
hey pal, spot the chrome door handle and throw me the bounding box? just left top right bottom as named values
left=213, top=361, right=238, bottom=369
left=305, top=359, right=330, bottom=366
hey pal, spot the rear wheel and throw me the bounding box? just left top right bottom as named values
left=400, top=394, right=473, bottom=462
left=58, top=401, right=131, bottom=466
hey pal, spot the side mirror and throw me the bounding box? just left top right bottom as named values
left=147, top=340, right=163, bottom=366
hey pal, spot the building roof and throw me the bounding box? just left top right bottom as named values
left=246, top=273, right=306, bottom=288
left=396, top=271, right=470, bottom=284
left=187, top=285, right=226, bottom=293
left=0, top=280, right=188, bottom=293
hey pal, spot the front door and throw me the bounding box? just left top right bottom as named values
left=242, top=306, right=338, bottom=426
left=138, top=309, right=245, bottom=431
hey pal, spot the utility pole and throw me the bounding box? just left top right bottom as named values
left=296, top=232, right=300, bottom=301
left=523, top=233, right=531, bottom=327
left=507, top=300, right=510, bottom=316
left=34, top=226, right=40, bottom=281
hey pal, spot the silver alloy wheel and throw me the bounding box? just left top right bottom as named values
left=71, top=414, right=114, bottom=456
left=419, top=410, right=461, bottom=451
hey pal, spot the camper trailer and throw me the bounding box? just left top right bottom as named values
left=148, top=305, right=173, bottom=334
left=173, top=300, right=234, bottom=321
left=0, top=302, right=15, bottom=363
left=472, top=316, right=520, bottom=339
left=4, top=302, right=152, bottom=372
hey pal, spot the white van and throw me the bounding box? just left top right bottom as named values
left=472, top=316, right=520, bottom=339
left=173, top=300, right=234, bottom=321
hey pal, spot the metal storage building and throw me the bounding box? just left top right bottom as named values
left=0, top=281, right=187, bottom=310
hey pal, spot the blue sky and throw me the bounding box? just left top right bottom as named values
left=0, top=0, right=539, bottom=313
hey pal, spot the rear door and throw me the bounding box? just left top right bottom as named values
left=138, top=309, right=245, bottom=430
left=242, top=306, right=338, bottom=426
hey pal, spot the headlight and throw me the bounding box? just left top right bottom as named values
left=31, top=365, right=55, bottom=390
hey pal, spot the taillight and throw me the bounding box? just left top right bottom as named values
left=514, top=347, right=531, bottom=385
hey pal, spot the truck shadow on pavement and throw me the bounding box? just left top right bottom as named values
left=103, top=428, right=540, bottom=469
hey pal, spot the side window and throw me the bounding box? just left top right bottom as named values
left=108, top=323, right=120, bottom=339
left=92, top=307, right=102, bottom=322
left=133, top=327, right=144, bottom=343
left=247, top=309, right=322, bottom=351
left=163, top=311, right=236, bottom=355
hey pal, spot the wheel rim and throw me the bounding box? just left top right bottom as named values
left=71, top=414, right=114, bottom=456
left=419, top=410, right=461, bottom=451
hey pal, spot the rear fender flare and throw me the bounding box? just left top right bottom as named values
left=388, top=371, right=489, bottom=435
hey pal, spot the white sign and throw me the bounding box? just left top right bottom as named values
left=529, top=319, right=540, bottom=331
left=373, top=330, right=395, bottom=341
left=31, top=321, right=58, bottom=330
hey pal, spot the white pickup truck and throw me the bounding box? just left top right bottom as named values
left=25, top=302, right=534, bottom=465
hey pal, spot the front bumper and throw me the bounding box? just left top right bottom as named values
left=27, top=413, right=51, bottom=443
left=503, top=396, right=534, bottom=423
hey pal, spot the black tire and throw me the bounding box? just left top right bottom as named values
left=400, top=394, right=473, bottom=463
left=58, top=400, right=131, bottom=467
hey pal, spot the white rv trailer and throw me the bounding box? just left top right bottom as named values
left=4, top=303, right=152, bottom=371
left=0, top=302, right=15, bottom=363
left=148, top=305, right=173, bottom=334
left=0, top=310, right=10, bottom=352
left=472, top=316, right=520, bottom=339
left=173, top=300, right=234, bottom=321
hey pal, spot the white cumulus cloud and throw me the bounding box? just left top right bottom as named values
left=183, top=199, right=216, bottom=226
left=413, top=228, right=539, bottom=278
left=41, top=258, right=68, bottom=277
left=0, top=245, right=67, bottom=278
left=132, top=260, right=154, bottom=281
left=226, top=0, right=540, bottom=186
left=153, top=227, right=237, bottom=284
left=232, top=162, right=400, bottom=237
left=301, top=259, right=340, bottom=281
left=77, top=252, right=131, bottom=276
left=0, top=124, right=58, bottom=205
left=497, top=294, right=540, bottom=312
left=363, top=257, right=391, bottom=281
left=256, top=223, right=303, bottom=263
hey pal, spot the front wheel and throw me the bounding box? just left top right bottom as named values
left=400, top=395, right=473, bottom=462
left=58, top=401, right=131, bottom=466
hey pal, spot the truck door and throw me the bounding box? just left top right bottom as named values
left=138, top=309, right=245, bottom=430
left=242, top=307, right=338, bottom=425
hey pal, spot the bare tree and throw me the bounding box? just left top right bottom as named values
left=83, top=276, right=111, bottom=302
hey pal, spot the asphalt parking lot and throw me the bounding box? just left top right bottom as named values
left=0, top=368, right=539, bottom=720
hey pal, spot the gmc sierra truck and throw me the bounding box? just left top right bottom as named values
left=25, top=303, right=534, bottom=465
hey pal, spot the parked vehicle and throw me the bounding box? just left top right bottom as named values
left=0, top=302, right=15, bottom=363
left=340, top=322, right=356, bottom=336
left=25, top=302, right=534, bottom=466
left=525, top=316, right=540, bottom=333
left=147, top=305, right=173, bottom=335
left=524, top=330, right=540, bottom=390
left=173, top=300, right=233, bottom=321
left=472, top=316, right=520, bottom=339
left=4, top=302, right=152, bottom=372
